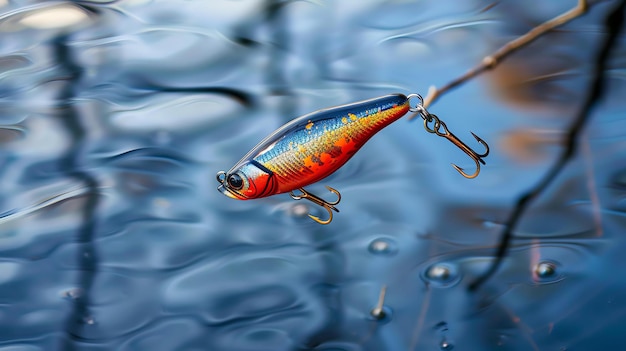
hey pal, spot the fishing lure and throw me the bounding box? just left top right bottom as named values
left=217, top=93, right=489, bottom=224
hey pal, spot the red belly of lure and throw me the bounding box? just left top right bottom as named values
left=217, top=93, right=489, bottom=224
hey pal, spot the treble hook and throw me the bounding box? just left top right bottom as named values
left=290, top=186, right=341, bottom=225
left=407, top=94, right=490, bottom=178
left=423, top=114, right=490, bottom=179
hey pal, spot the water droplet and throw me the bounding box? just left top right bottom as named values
left=370, top=240, right=388, bottom=252
left=534, top=261, right=556, bottom=278
left=440, top=338, right=454, bottom=350
left=368, top=237, right=398, bottom=256
left=428, top=265, right=450, bottom=280
left=532, top=260, right=563, bottom=284
left=422, top=263, right=460, bottom=287
left=435, top=322, right=454, bottom=350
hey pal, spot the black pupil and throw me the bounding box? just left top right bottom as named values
left=227, top=174, right=243, bottom=189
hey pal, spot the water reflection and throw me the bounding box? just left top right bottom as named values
left=0, top=1, right=625, bottom=351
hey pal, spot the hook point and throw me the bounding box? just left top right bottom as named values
left=452, top=162, right=479, bottom=179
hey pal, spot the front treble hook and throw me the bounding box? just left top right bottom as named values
left=290, top=186, right=341, bottom=225
left=423, top=114, right=489, bottom=179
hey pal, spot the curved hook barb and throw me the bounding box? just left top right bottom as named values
left=290, top=186, right=341, bottom=225
left=450, top=131, right=490, bottom=179
left=423, top=115, right=490, bottom=179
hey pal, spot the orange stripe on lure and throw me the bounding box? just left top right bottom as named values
left=217, top=94, right=489, bottom=224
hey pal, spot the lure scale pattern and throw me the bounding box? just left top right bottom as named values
left=252, top=94, right=410, bottom=194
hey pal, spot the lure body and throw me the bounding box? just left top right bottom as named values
left=218, top=94, right=410, bottom=200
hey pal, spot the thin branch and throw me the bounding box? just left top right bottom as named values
left=408, top=0, right=588, bottom=114
left=469, top=0, right=626, bottom=291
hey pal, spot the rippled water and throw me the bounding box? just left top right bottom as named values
left=1, top=1, right=626, bottom=350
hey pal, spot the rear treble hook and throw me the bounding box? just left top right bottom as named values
left=424, top=116, right=489, bottom=179
left=408, top=94, right=489, bottom=179
left=290, top=186, right=341, bottom=224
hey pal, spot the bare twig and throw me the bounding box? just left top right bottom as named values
left=408, top=0, right=588, bottom=114
left=469, top=0, right=626, bottom=290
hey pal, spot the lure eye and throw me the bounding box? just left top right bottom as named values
left=227, top=173, right=244, bottom=190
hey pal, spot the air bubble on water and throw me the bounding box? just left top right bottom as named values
left=428, top=265, right=450, bottom=280
left=82, top=316, right=96, bottom=325
left=534, top=261, right=556, bottom=278
left=440, top=338, right=454, bottom=350
left=422, top=263, right=460, bottom=287
left=532, top=260, right=563, bottom=284
left=368, top=237, right=398, bottom=256
left=435, top=322, right=454, bottom=350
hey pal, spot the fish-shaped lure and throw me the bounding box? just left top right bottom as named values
left=217, top=93, right=489, bottom=224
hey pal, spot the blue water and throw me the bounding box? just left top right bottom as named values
left=1, top=1, right=626, bottom=350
